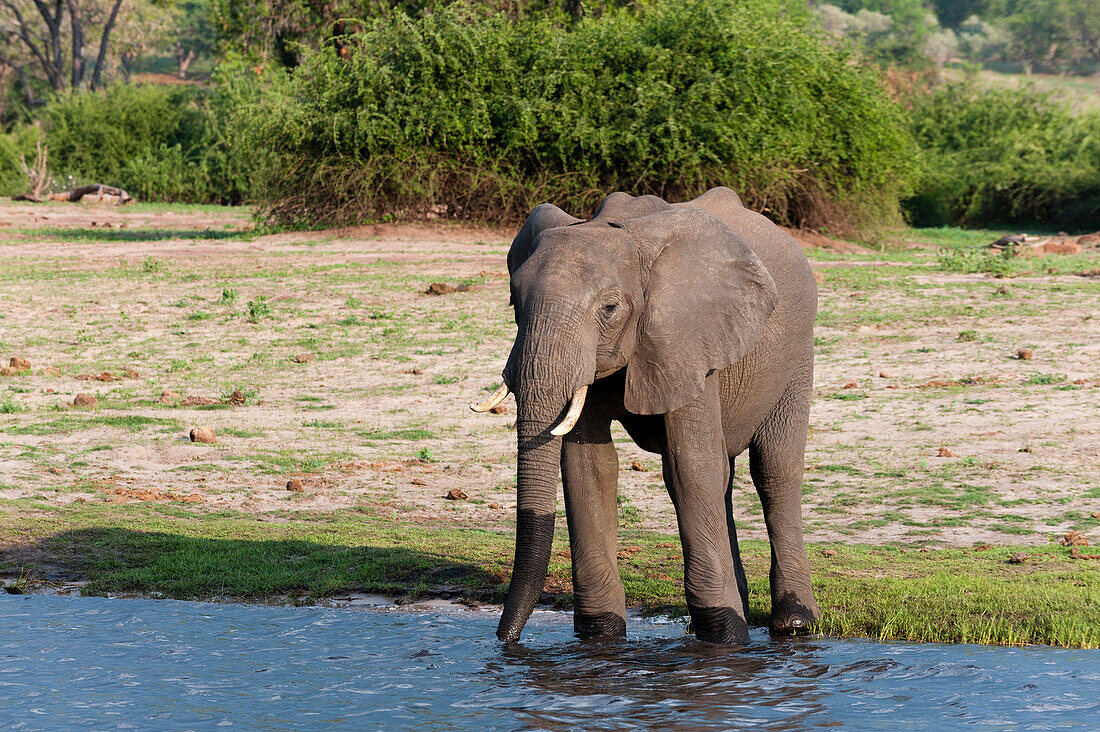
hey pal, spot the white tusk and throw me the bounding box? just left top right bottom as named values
left=550, top=385, right=589, bottom=436
left=469, top=382, right=510, bottom=413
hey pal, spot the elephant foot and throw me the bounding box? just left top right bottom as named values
left=688, top=606, right=750, bottom=646
left=574, top=611, right=627, bottom=640
left=769, top=592, right=820, bottom=636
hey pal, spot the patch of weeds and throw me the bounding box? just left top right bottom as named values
left=0, top=398, right=26, bottom=414
left=305, top=420, right=343, bottom=429
left=167, top=359, right=189, bottom=373
left=433, top=375, right=460, bottom=385
left=415, top=447, right=439, bottom=462
left=345, top=296, right=363, bottom=309
left=1023, top=373, right=1067, bottom=386
left=219, top=427, right=265, bottom=438
left=828, top=391, right=867, bottom=401
left=937, top=248, right=1013, bottom=276
left=221, top=288, right=238, bottom=305
left=956, top=330, right=978, bottom=342
left=617, top=495, right=642, bottom=528
left=187, top=311, right=214, bottom=322
left=247, top=297, right=271, bottom=323
left=142, top=256, right=165, bottom=274
left=336, top=315, right=363, bottom=326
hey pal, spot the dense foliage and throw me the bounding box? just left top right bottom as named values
left=232, top=0, right=916, bottom=229
left=905, top=82, right=1100, bottom=229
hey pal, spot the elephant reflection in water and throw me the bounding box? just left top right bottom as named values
left=471, top=187, right=820, bottom=645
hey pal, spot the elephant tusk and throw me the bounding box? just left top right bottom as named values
left=469, top=382, right=510, bottom=413
left=550, top=385, right=589, bottom=436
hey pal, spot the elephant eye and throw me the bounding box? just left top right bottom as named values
left=600, top=302, right=619, bottom=317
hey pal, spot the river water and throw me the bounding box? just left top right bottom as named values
left=1, top=595, right=1096, bottom=730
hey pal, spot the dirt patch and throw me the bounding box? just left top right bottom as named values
left=783, top=227, right=874, bottom=254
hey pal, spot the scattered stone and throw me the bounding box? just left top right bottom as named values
left=972, top=544, right=992, bottom=551
left=812, top=270, right=824, bottom=284
left=1078, top=269, right=1100, bottom=278
left=445, top=488, right=468, bottom=501
left=878, top=371, right=892, bottom=378
left=189, top=426, right=216, bottom=444
left=45, top=388, right=55, bottom=394
left=821, top=549, right=837, bottom=557
left=72, top=393, right=96, bottom=408
left=286, top=479, right=304, bottom=493
left=1008, top=553, right=1028, bottom=564
left=123, top=369, right=140, bottom=379
left=410, top=478, right=428, bottom=486
left=1019, top=446, right=1033, bottom=453
left=1030, top=239, right=1081, bottom=256
left=1016, top=348, right=1033, bottom=361
left=1070, top=547, right=1100, bottom=560
left=1059, top=530, right=1089, bottom=547
left=489, top=404, right=508, bottom=414
left=1074, top=379, right=1089, bottom=385
left=842, top=382, right=858, bottom=389
left=402, top=368, right=423, bottom=375
left=489, top=503, right=502, bottom=509
left=631, top=461, right=648, bottom=472
left=936, top=447, right=958, bottom=458
left=77, top=371, right=116, bottom=382
left=227, top=390, right=246, bottom=405
left=1092, top=512, right=1100, bottom=520
left=292, top=353, right=316, bottom=364
left=158, top=390, right=181, bottom=404
left=9, top=357, right=30, bottom=370
left=0, top=367, right=15, bottom=376
left=424, top=282, right=470, bottom=296
left=181, top=395, right=215, bottom=406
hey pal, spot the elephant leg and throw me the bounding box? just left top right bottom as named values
left=663, top=374, right=749, bottom=645
left=749, top=371, right=820, bottom=635
left=725, top=457, right=750, bottom=622
left=561, top=409, right=626, bottom=639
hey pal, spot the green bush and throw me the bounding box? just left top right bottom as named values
left=906, top=82, right=1100, bottom=230
left=23, top=77, right=264, bottom=204
left=237, top=0, right=917, bottom=230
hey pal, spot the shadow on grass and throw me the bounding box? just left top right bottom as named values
left=33, top=227, right=253, bottom=243
left=13, top=527, right=506, bottom=602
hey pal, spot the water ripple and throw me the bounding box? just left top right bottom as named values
left=1, top=595, right=1096, bottom=730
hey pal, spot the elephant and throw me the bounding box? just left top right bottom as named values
left=469, top=187, right=820, bottom=646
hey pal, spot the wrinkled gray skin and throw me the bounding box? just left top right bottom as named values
left=493, top=187, right=820, bottom=645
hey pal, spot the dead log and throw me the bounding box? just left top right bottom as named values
left=49, top=184, right=135, bottom=204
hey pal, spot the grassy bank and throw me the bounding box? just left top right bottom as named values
left=2, top=501, right=1096, bottom=648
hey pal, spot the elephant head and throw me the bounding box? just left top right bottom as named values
left=473, top=194, right=780, bottom=642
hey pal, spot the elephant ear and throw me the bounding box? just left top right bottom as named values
left=507, top=203, right=580, bottom=276
left=623, top=209, right=779, bottom=415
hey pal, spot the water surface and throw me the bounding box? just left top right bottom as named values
left=1, top=595, right=1095, bottom=729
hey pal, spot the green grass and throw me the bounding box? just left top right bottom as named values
left=0, top=504, right=1095, bottom=648
left=30, top=227, right=254, bottom=243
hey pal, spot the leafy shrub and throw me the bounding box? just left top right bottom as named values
left=237, top=0, right=917, bottom=231
left=905, top=81, right=1100, bottom=230
left=937, top=247, right=1014, bottom=275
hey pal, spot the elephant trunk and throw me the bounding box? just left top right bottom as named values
left=496, top=418, right=561, bottom=641
left=497, top=311, right=594, bottom=642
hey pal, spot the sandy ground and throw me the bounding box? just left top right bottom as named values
left=0, top=200, right=1097, bottom=548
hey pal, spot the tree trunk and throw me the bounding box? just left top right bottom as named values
left=89, top=0, right=124, bottom=91
left=67, top=0, right=85, bottom=89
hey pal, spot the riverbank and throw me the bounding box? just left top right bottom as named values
left=0, top=201, right=1097, bottom=648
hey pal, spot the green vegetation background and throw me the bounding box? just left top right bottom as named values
left=1, top=0, right=1098, bottom=233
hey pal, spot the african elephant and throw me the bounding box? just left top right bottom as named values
left=470, top=187, right=820, bottom=645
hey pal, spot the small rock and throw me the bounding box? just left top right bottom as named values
left=1019, top=446, right=1033, bottom=453
left=45, top=388, right=55, bottom=394
left=1017, top=348, right=1033, bottom=361
left=410, top=478, right=428, bottom=486
left=842, top=382, right=858, bottom=389
left=94, top=372, right=116, bottom=382
left=1092, top=512, right=1100, bottom=520
left=972, top=544, right=992, bottom=551
left=73, top=393, right=96, bottom=408
left=631, top=461, right=648, bottom=471
left=0, top=367, right=15, bottom=376
left=402, top=368, right=423, bottom=375
left=878, top=371, right=892, bottom=378
left=1008, top=553, right=1028, bottom=564
left=189, top=426, right=216, bottom=444
left=292, top=353, right=316, bottom=363
left=1059, top=530, right=1089, bottom=547
left=227, top=390, right=246, bottom=405
left=489, top=404, right=508, bottom=414
left=9, top=357, right=30, bottom=370
left=445, top=488, right=468, bottom=501
left=158, top=390, right=180, bottom=404
left=286, top=479, right=304, bottom=493
left=489, top=503, right=502, bottom=509
left=123, top=369, right=140, bottom=379
left=1074, top=379, right=1089, bottom=385
left=937, top=447, right=958, bottom=458
left=821, top=549, right=837, bottom=557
